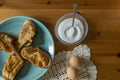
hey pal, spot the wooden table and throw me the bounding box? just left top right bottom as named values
left=0, top=0, right=120, bottom=80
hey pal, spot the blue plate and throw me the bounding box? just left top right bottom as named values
left=0, top=16, right=55, bottom=80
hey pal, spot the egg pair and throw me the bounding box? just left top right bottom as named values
left=67, top=56, right=83, bottom=80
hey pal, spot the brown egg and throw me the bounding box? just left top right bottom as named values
left=67, top=66, right=77, bottom=80
left=69, top=56, right=82, bottom=68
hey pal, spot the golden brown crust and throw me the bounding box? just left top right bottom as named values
left=18, top=20, right=36, bottom=47
left=0, top=32, right=14, bottom=53
left=21, top=47, right=51, bottom=68
left=2, top=53, right=24, bottom=80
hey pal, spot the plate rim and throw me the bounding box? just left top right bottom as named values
left=0, top=16, right=55, bottom=80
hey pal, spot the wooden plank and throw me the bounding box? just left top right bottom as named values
left=0, top=9, right=120, bottom=40
left=0, top=9, right=120, bottom=55
left=0, top=9, right=120, bottom=80
left=0, top=0, right=120, bottom=9
left=92, top=56, right=120, bottom=63
left=96, top=63, right=120, bottom=80
left=92, top=56, right=120, bottom=80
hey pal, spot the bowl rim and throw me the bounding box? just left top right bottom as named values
left=55, top=12, right=88, bottom=45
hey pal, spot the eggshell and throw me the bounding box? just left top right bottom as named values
left=67, top=66, right=77, bottom=80
left=69, top=56, right=82, bottom=68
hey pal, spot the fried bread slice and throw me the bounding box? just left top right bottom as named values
left=21, top=47, right=51, bottom=68
left=0, top=32, right=14, bottom=53
left=18, top=20, right=36, bottom=47
left=2, top=53, right=24, bottom=80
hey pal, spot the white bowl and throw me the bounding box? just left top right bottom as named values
left=55, top=13, right=88, bottom=45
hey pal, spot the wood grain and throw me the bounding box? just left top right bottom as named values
left=0, top=0, right=120, bottom=80
left=0, top=0, right=120, bottom=9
